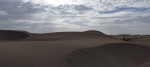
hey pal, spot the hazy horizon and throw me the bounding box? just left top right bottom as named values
left=0, top=0, right=150, bottom=35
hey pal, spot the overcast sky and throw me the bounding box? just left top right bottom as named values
left=0, top=0, right=150, bottom=34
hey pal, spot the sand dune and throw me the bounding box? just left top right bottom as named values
left=0, top=39, right=122, bottom=67
left=65, top=43, right=150, bottom=67
left=0, top=30, right=115, bottom=41
left=27, top=31, right=114, bottom=41
left=0, top=30, right=29, bottom=41
left=0, top=30, right=150, bottom=67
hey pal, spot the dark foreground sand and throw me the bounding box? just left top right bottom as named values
left=0, top=30, right=150, bottom=67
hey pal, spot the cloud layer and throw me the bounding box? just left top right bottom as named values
left=0, top=0, right=150, bottom=34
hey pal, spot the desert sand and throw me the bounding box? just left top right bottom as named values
left=0, top=30, right=150, bottom=67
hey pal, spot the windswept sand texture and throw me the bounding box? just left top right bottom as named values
left=65, top=43, right=150, bottom=67
left=0, top=30, right=150, bottom=67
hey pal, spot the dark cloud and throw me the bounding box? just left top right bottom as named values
left=99, top=7, right=150, bottom=14
left=0, top=0, right=45, bottom=21
left=43, top=5, right=93, bottom=15
left=73, top=5, right=93, bottom=11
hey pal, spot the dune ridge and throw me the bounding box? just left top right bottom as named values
left=65, top=43, right=150, bottom=67
left=0, top=30, right=115, bottom=41
left=28, top=31, right=114, bottom=41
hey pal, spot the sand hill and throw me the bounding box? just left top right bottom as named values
left=65, top=43, right=150, bottom=67
left=27, top=30, right=113, bottom=41
left=0, top=30, right=150, bottom=67
left=0, top=30, right=29, bottom=41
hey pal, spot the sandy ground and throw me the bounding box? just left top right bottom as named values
left=0, top=30, right=150, bottom=67
left=113, top=35, right=150, bottom=46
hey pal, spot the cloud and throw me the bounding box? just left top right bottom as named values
left=99, top=7, right=150, bottom=14
left=0, top=0, right=150, bottom=34
left=73, top=5, right=93, bottom=11
left=0, top=11, right=8, bottom=16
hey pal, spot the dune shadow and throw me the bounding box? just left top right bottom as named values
left=0, top=30, right=30, bottom=41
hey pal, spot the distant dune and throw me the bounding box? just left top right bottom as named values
left=0, top=30, right=29, bottom=41
left=113, top=34, right=150, bottom=45
left=0, top=30, right=150, bottom=67
left=28, top=31, right=114, bottom=41
left=0, top=30, right=115, bottom=41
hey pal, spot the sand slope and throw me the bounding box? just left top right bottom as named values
left=0, top=30, right=150, bottom=67
left=65, top=43, right=150, bottom=67
left=0, top=39, right=122, bottom=67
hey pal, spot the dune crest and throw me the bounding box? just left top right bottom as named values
left=0, top=30, right=115, bottom=41
left=23, top=30, right=114, bottom=41
left=65, top=43, right=150, bottom=67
